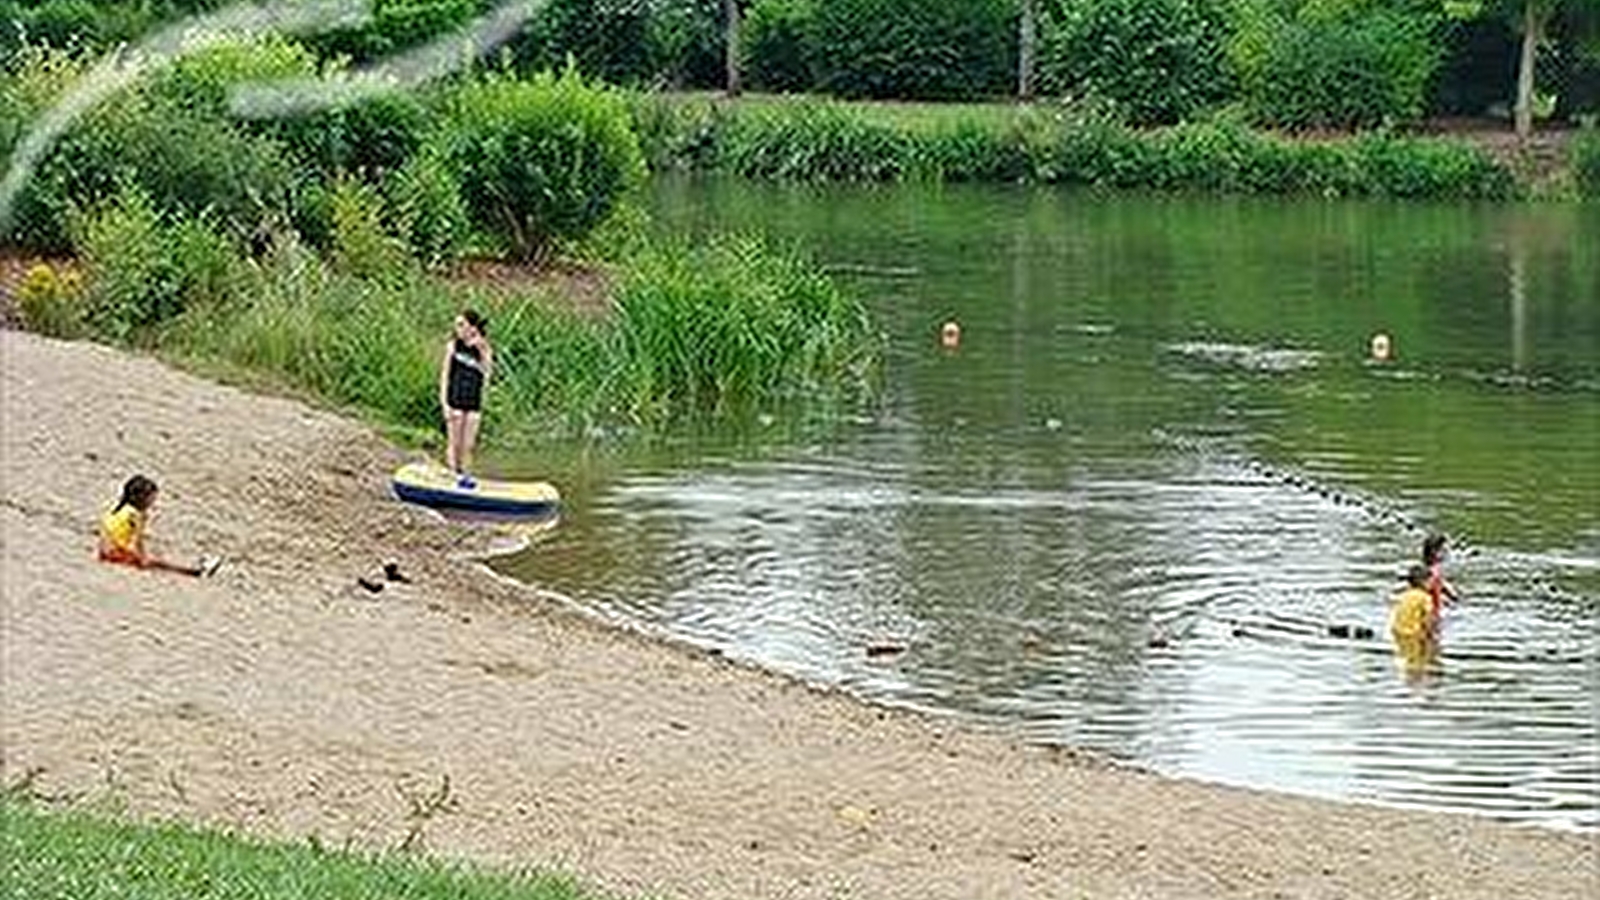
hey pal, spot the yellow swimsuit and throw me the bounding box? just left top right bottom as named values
left=100, top=505, right=144, bottom=556
left=1390, top=586, right=1437, bottom=672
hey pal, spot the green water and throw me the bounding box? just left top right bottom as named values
left=504, top=177, right=1599, bottom=829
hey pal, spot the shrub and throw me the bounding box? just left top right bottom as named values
left=910, top=120, right=1036, bottom=182
left=1246, top=11, right=1442, bottom=130
left=627, top=91, right=728, bottom=172
left=151, top=36, right=322, bottom=118
left=651, top=0, right=726, bottom=89
left=7, top=44, right=297, bottom=253
left=745, top=0, right=817, bottom=93
left=1039, top=0, right=1233, bottom=126
left=16, top=261, right=85, bottom=337
left=809, top=0, right=1016, bottom=101
left=328, top=178, right=412, bottom=281
left=20, top=0, right=102, bottom=51
left=386, top=149, right=471, bottom=266
left=1574, top=127, right=1600, bottom=198
left=1351, top=132, right=1515, bottom=200
left=511, top=0, right=663, bottom=85
left=308, top=0, right=488, bottom=64
left=717, top=101, right=911, bottom=180
left=431, top=70, right=644, bottom=261
left=73, top=184, right=239, bottom=341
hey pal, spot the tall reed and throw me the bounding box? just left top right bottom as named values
left=630, top=94, right=1520, bottom=200
left=166, top=234, right=879, bottom=441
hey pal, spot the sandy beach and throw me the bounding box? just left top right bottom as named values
left=2, top=328, right=1594, bottom=900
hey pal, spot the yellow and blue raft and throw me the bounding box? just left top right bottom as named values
left=390, top=462, right=560, bottom=519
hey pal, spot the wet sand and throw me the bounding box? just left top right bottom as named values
left=2, top=329, right=1594, bottom=899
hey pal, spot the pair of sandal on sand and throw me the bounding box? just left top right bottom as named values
left=357, top=561, right=411, bottom=594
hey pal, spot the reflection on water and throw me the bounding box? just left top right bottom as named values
left=501, top=180, right=1600, bottom=830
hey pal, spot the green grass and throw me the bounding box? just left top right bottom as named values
left=0, top=801, right=603, bottom=900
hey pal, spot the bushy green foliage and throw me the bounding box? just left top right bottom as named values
left=17, top=261, right=86, bottom=337
left=387, top=147, right=473, bottom=266
left=716, top=101, right=912, bottom=179
left=638, top=95, right=1519, bottom=199
left=1243, top=9, right=1443, bottom=130
left=328, top=178, right=414, bottom=281
left=745, top=0, right=817, bottom=93
left=7, top=0, right=104, bottom=51
left=1040, top=0, right=1233, bottom=125
left=512, top=0, right=663, bottom=86
left=1574, top=126, right=1600, bottom=197
left=627, top=91, right=730, bottom=172
left=432, top=71, right=645, bottom=261
left=149, top=35, right=321, bottom=116
left=73, top=184, right=239, bottom=341
left=13, top=94, right=293, bottom=253
left=5, top=43, right=298, bottom=253
left=309, top=0, right=491, bottom=63
left=651, top=0, right=727, bottom=89
left=0, top=43, right=87, bottom=161
left=809, top=0, right=1016, bottom=101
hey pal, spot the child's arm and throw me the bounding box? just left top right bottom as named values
left=480, top=341, right=494, bottom=382
left=1441, top=577, right=1461, bottom=605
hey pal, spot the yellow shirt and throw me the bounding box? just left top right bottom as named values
left=1390, top=587, right=1434, bottom=642
left=100, top=505, right=144, bottom=554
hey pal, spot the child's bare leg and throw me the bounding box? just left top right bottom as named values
left=444, top=409, right=463, bottom=471
left=459, top=411, right=481, bottom=473
left=145, top=558, right=203, bottom=577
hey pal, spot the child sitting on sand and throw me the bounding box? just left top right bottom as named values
left=1390, top=563, right=1438, bottom=675
left=98, top=475, right=219, bottom=577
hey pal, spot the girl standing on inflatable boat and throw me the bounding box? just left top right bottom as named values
left=439, top=309, right=493, bottom=489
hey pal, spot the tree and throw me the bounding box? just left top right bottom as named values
left=1019, top=0, right=1037, bottom=101
left=1451, top=0, right=1600, bottom=139
left=1515, top=0, right=1555, bottom=137
left=726, top=0, right=742, bottom=96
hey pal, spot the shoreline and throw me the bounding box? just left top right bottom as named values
left=3, top=329, right=1594, bottom=900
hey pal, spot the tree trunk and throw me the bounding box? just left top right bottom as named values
left=725, top=0, right=742, bottom=99
left=1018, top=0, right=1037, bottom=102
left=1514, top=1, right=1541, bottom=141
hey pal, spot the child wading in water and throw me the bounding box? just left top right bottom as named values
left=1389, top=563, right=1439, bottom=678
left=439, top=309, right=493, bottom=489
left=98, top=475, right=219, bottom=577
left=1422, top=533, right=1461, bottom=635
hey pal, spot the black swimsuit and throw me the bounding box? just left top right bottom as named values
left=446, top=339, right=485, bottom=412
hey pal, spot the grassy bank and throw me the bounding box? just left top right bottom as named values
left=1, top=801, right=600, bottom=900
left=18, top=226, right=881, bottom=446
left=633, top=92, right=1538, bottom=201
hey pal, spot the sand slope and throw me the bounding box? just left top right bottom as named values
left=2, top=330, right=1594, bottom=900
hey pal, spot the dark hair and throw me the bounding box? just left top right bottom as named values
left=462, top=308, right=487, bottom=336
left=1406, top=563, right=1430, bottom=588
left=1422, top=533, right=1447, bottom=565
left=115, top=474, right=159, bottom=512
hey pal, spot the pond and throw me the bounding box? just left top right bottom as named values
left=500, top=177, right=1600, bottom=831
